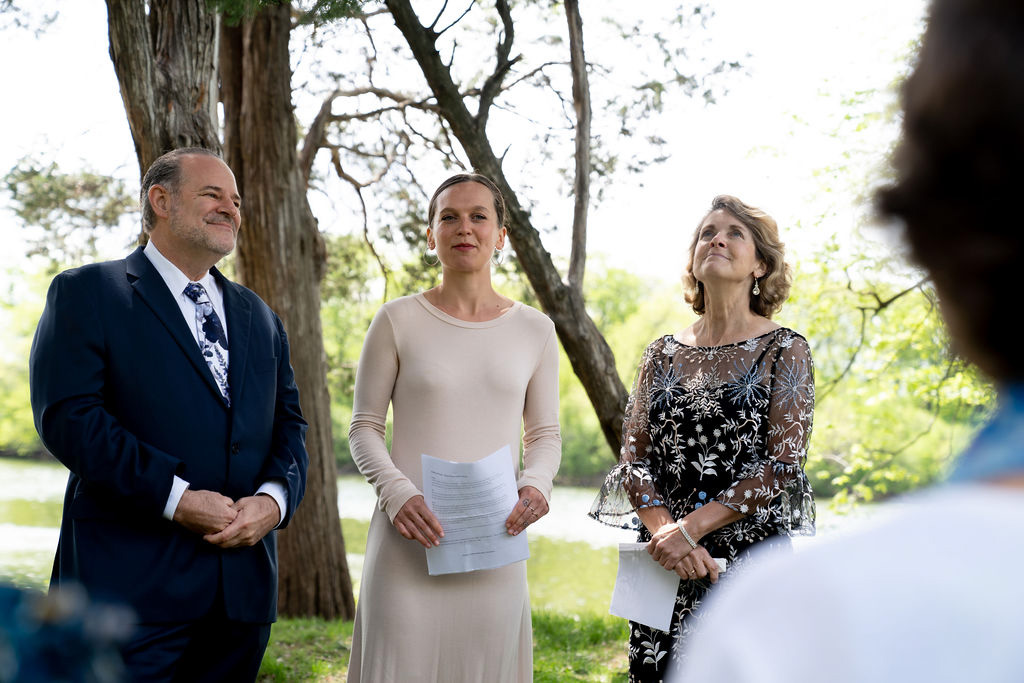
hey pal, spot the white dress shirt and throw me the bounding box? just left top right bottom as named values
left=143, top=242, right=286, bottom=527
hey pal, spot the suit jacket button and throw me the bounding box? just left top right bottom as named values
left=231, top=442, right=240, bottom=455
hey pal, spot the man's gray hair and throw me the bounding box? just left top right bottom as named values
left=139, top=147, right=222, bottom=233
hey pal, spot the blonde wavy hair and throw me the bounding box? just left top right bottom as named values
left=682, top=195, right=792, bottom=318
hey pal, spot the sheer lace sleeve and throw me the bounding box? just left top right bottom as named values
left=590, top=340, right=671, bottom=529
left=715, top=332, right=816, bottom=535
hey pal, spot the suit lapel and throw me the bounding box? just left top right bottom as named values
left=126, top=247, right=230, bottom=408
left=216, top=267, right=252, bottom=406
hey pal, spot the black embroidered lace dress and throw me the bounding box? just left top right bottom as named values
left=590, top=328, right=816, bottom=682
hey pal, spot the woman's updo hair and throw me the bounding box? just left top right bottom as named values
left=427, top=172, right=507, bottom=229
left=682, top=195, right=792, bottom=318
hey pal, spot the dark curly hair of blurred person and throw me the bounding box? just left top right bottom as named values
left=878, top=0, right=1024, bottom=381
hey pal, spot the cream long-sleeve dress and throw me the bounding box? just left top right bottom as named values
left=346, top=293, right=562, bottom=683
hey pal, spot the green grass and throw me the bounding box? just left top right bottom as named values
left=527, top=536, right=619, bottom=615
left=0, top=499, right=62, bottom=527
left=258, top=611, right=628, bottom=682
left=532, top=611, right=629, bottom=682
left=340, top=518, right=369, bottom=553
left=259, top=618, right=354, bottom=682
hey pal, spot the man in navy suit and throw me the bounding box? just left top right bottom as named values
left=29, top=147, right=308, bottom=682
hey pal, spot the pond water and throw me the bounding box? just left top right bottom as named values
left=0, top=458, right=882, bottom=612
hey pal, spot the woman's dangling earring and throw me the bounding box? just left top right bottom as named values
left=492, top=247, right=504, bottom=266
left=752, top=277, right=761, bottom=296
left=423, top=248, right=439, bottom=266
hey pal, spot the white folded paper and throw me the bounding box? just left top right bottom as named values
left=422, top=445, right=529, bottom=575
left=610, top=542, right=727, bottom=631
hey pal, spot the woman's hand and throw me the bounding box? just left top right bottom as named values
left=647, top=521, right=697, bottom=570
left=505, top=485, right=549, bottom=536
left=393, top=495, right=444, bottom=548
left=675, top=546, right=720, bottom=583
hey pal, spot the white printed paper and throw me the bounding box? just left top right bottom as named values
left=610, top=543, right=727, bottom=631
left=422, top=445, right=529, bottom=575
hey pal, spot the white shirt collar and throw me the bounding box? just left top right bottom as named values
left=143, top=241, right=220, bottom=297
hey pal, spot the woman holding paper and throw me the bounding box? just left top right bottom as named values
left=590, top=195, right=815, bottom=681
left=346, top=173, right=561, bottom=683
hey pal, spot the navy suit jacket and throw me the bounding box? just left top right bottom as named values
left=29, top=247, right=308, bottom=624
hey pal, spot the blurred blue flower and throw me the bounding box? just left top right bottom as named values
left=0, top=583, right=132, bottom=683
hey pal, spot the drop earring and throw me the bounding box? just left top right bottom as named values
left=752, top=277, right=761, bottom=296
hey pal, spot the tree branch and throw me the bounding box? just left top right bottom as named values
left=503, top=61, right=565, bottom=94
left=818, top=273, right=931, bottom=402
left=846, top=356, right=957, bottom=500
left=335, top=85, right=428, bottom=103
left=817, top=306, right=869, bottom=403
left=402, top=112, right=464, bottom=167
left=565, top=0, right=591, bottom=292
left=327, top=148, right=390, bottom=301
left=868, top=275, right=931, bottom=312
left=329, top=100, right=440, bottom=123
left=300, top=90, right=339, bottom=185
left=477, top=0, right=517, bottom=133
left=434, top=1, right=473, bottom=36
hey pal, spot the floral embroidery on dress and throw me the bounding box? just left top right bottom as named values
left=772, top=352, right=813, bottom=411
left=725, top=358, right=770, bottom=406
left=682, top=369, right=725, bottom=421
left=589, top=328, right=815, bottom=682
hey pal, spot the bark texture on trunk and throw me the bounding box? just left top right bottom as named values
left=106, top=0, right=221, bottom=175
left=565, top=0, right=591, bottom=293
left=222, top=4, right=355, bottom=620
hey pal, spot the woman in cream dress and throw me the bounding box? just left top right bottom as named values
left=346, top=173, right=561, bottom=682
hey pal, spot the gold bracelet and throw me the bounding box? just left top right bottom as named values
left=676, top=520, right=698, bottom=549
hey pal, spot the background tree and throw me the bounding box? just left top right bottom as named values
left=0, top=0, right=56, bottom=33
left=218, top=2, right=357, bottom=619
left=777, top=54, right=994, bottom=506
left=289, top=0, right=743, bottom=455
left=106, top=0, right=222, bottom=189
left=3, top=158, right=136, bottom=273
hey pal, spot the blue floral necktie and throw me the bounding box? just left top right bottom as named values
left=183, top=282, right=231, bottom=405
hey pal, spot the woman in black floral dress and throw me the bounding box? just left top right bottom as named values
left=591, top=195, right=815, bottom=682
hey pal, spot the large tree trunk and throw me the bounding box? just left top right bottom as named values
left=221, top=5, right=356, bottom=620
left=106, top=0, right=221, bottom=179
left=384, top=0, right=629, bottom=452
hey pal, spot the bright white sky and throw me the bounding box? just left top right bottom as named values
left=0, top=1, right=926, bottom=285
